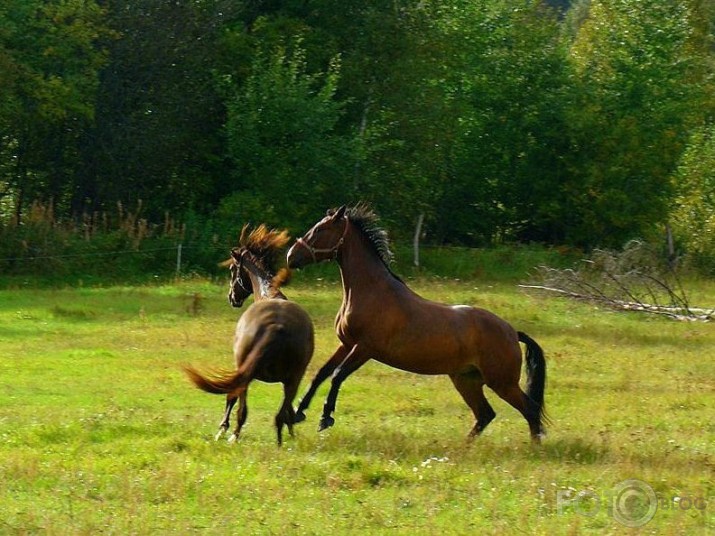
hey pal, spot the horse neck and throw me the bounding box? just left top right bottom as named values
left=336, top=225, right=397, bottom=300
left=246, top=271, right=286, bottom=301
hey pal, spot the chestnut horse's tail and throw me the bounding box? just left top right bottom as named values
left=184, top=323, right=285, bottom=395
left=518, top=331, right=548, bottom=425
left=183, top=364, right=251, bottom=395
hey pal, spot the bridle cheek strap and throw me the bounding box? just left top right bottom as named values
left=233, top=253, right=251, bottom=294
left=296, top=217, right=348, bottom=262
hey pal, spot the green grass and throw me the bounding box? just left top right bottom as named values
left=0, top=274, right=713, bottom=534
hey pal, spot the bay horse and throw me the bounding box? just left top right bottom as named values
left=184, top=225, right=314, bottom=446
left=287, top=205, right=547, bottom=442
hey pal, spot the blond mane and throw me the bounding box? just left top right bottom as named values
left=235, top=224, right=292, bottom=287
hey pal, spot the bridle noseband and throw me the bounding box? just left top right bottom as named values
left=295, top=216, right=349, bottom=263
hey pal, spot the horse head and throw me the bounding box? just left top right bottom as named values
left=227, top=248, right=252, bottom=307
left=287, top=205, right=348, bottom=268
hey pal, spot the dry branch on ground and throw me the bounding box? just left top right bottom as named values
left=521, top=240, right=714, bottom=322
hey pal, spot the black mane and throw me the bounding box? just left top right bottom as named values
left=334, top=203, right=404, bottom=284
left=343, top=203, right=394, bottom=266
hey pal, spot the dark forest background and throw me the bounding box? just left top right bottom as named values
left=2, top=0, right=715, bottom=277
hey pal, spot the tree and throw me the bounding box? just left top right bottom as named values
left=74, top=0, right=240, bottom=219
left=221, top=41, right=356, bottom=233
left=426, top=0, right=569, bottom=244
left=0, top=0, right=108, bottom=222
left=671, top=124, right=715, bottom=273
left=563, top=0, right=714, bottom=247
left=259, top=2, right=455, bottom=234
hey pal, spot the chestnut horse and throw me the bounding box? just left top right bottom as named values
left=287, top=205, right=547, bottom=442
left=184, top=225, right=314, bottom=445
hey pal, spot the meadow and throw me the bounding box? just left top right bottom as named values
left=0, top=265, right=713, bottom=534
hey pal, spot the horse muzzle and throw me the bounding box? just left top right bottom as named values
left=286, top=243, right=308, bottom=269
left=228, top=294, right=245, bottom=308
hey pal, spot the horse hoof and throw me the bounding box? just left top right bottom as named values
left=215, top=428, right=227, bottom=442
left=227, top=433, right=239, bottom=444
left=318, top=416, right=335, bottom=432
left=294, top=411, right=307, bottom=423
left=531, top=433, right=545, bottom=445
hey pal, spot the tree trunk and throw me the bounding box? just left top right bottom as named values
left=413, top=213, right=424, bottom=267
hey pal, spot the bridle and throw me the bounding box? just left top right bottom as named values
left=232, top=250, right=271, bottom=294
left=294, top=216, right=349, bottom=263
left=230, top=248, right=287, bottom=302
left=231, top=252, right=252, bottom=295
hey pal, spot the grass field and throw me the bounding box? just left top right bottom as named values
left=0, top=270, right=713, bottom=534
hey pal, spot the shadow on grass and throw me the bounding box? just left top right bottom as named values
left=534, top=321, right=713, bottom=350
left=288, top=422, right=612, bottom=467
left=529, top=436, right=609, bottom=464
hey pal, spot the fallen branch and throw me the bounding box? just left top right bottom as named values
left=521, top=240, right=714, bottom=322
left=519, top=284, right=714, bottom=321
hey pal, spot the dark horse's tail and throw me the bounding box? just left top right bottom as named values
left=183, top=364, right=251, bottom=395
left=518, top=331, right=548, bottom=427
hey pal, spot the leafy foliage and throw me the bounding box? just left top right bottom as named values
left=563, top=0, right=713, bottom=246
left=0, top=0, right=109, bottom=215
left=223, top=42, right=356, bottom=233
left=1, top=0, right=715, bottom=273
left=432, top=1, right=569, bottom=244
left=671, top=124, right=715, bottom=273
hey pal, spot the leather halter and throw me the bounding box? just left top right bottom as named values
left=294, top=216, right=349, bottom=263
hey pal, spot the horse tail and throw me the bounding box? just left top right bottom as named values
left=183, top=364, right=251, bottom=395
left=518, top=331, right=549, bottom=426
left=272, top=267, right=292, bottom=288
left=183, top=324, right=284, bottom=395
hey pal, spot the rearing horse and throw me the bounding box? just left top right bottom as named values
left=185, top=225, right=314, bottom=446
left=287, top=205, right=547, bottom=442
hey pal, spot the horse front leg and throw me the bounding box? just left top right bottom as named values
left=319, top=345, right=369, bottom=432
left=295, top=344, right=350, bottom=423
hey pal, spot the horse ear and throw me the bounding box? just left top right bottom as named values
left=333, top=205, right=347, bottom=219
left=239, top=223, right=250, bottom=246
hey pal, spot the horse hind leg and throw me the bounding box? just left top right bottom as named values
left=227, top=388, right=248, bottom=444
left=275, top=378, right=301, bottom=446
left=449, top=373, right=496, bottom=439
left=492, top=384, right=543, bottom=443
left=215, top=395, right=238, bottom=441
